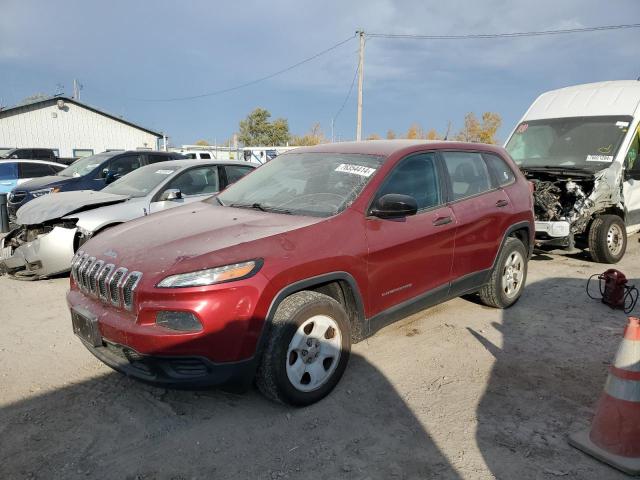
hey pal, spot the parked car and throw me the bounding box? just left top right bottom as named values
left=7, top=150, right=186, bottom=219
left=0, top=160, right=255, bottom=280
left=66, top=140, right=534, bottom=405
left=0, top=147, right=77, bottom=165
left=0, top=159, right=66, bottom=194
left=505, top=80, right=640, bottom=263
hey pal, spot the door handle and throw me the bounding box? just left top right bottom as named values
left=496, top=199, right=509, bottom=208
left=433, top=216, right=453, bottom=226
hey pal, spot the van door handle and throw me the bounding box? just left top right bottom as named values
left=496, top=199, right=509, bottom=208
left=433, top=216, right=453, bottom=226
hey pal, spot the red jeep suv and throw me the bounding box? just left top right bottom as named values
left=67, top=141, right=534, bottom=405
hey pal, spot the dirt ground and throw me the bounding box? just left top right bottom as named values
left=1, top=241, right=639, bottom=480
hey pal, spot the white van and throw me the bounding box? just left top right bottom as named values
left=505, top=80, right=640, bottom=263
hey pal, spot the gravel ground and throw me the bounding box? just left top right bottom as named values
left=1, top=241, right=639, bottom=479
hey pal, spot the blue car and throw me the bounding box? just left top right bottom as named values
left=7, top=150, right=186, bottom=219
left=0, top=160, right=67, bottom=194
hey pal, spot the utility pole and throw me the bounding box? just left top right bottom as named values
left=72, top=79, right=82, bottom=100
left=356, top=30, right=365, bottom=141
left=331, top=118, right=335, bottom=143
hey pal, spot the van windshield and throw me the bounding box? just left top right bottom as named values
left=505, top=116, right=632, bottom=170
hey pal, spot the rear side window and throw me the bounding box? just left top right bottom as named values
left=19, top=162, right=55, bottom=178
left=442, top=151, right=492, bottom=201
left=147, top=154, right=169, bottom=164
left=200, top=153, right=211, bottom=159
left=224, top=165, right=254, bottom=184
left=483, top=153, right=516, bottom=187
left=0, top=162, right=17, bottom=180
left=374, top=153, right=441, bottom=211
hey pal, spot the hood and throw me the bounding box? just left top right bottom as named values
left=81, top=202, right=325, bottom=278
left=17, top=190, right=130, bottom=225
left=17, top=175, right=73, bottom=191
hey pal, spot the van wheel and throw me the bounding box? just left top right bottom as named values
left=588, top=215, right=626, bottom=264
left=256, top=291, right=351, bottom=406
left=478, top=237, right=527, bottom=309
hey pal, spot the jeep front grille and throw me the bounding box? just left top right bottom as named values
left=70, top=252, right=142, bottom=311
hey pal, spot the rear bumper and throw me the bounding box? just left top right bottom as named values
left=81, top=338, right=256, bottom=388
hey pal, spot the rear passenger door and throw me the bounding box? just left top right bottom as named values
left=365, top=152, right=456, bottom=316
left=0, top=162, right=18, bottom=192
left=441, top=151, right=513, bottom=293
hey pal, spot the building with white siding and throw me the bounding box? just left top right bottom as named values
left=0, top=96, right=163, bottom=159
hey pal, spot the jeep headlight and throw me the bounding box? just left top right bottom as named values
left=156, top=260, right=261, bottom=288
left=32, top=187, right=60, bottom=198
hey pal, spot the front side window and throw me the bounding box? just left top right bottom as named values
left=107, top=155, right=142, bottom=177
left=373, top=153, right=441, bottom=211
left=216, top=153, right=385, bottom=217
left=163, top=166, right=220, bottom=196
left=625, top=127, right=640, bottom=176
left=442, top=151, right=492, bottom=201
left=506, top=116, right=632, bottom=170
left=0, top=162, right=17, bottom=180
left=103, top=164, right=180, bottom=198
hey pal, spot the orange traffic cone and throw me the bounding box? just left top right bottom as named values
left=569, top=316, right=640, bottom=475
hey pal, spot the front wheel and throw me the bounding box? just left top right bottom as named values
left=478, top=237, right=528, bottom=309
left=256, top=291, right=351, bottom=406
left=588, top=214, right=626, bottom=264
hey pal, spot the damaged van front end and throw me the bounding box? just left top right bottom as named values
left=0, top=221, right=79, bottom=279
left=524, top=163, right=624, bottom=250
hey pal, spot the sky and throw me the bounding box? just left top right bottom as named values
left=1, top=0, right=639, bottom=146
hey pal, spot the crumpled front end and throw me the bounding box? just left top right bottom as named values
left=526, top=164, right=624, bottom=249
left=0, top=222, right=78, bottom=279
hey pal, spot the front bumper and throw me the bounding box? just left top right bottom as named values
left=535, top=220, right=570, bottom=238
left=0, top=226, right=76, bottom=279
left=81, top=337, right=256, bottom=388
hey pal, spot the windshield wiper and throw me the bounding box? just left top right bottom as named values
left=229, top=202, right=292, bottom=214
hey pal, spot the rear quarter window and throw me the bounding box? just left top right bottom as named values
left=483, top=153, right=516, bottom=187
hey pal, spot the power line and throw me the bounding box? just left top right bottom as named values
left=368, top=23, right=640, bottom=40
left=129, top=34, right=356, bottom=102
left=333, top=58, right=359, bottom=124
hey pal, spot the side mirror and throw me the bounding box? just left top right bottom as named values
left=370, top=194, right=418, bottom=219
left=161, top=188, right=182, bottom=201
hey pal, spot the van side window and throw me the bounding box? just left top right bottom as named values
left=626, top=128, right=640, bottom=176
left=483, top=153, right=516, bottom=187
left=442, top=151, right=492, bottom=200
left=374, top=153, right=441, bottom=211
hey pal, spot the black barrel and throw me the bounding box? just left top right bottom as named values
left=0, top=193, right=9, bottom=233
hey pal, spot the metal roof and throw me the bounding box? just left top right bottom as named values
left=522, top=80, right=640, bottom=120
left=0, top=96, right=164, bottom=137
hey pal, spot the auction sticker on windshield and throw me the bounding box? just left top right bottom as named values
left=335, top=164, right=376, bottom=177
left=155, top=169, right=175, bottom=175
left=586, top=155, right=614, bottom=162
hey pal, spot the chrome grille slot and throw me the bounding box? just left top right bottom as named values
left=77, top=254, right=90, bottom=290
left=88, top=260, right=104, bottom=295
left=122, top=272, right=142, bottom=311
left=71, top=251, right=84, bottom=283
left=97, top=264, right=114, bottom=300
left=109, top=267, right=128, bottom=306
left=81, top=257, right=95, bottom=292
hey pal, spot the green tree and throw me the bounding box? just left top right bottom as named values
left=238, top=108, right=290, bottom=146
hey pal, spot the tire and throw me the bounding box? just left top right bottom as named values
left=256, top=291, right=351, bottom=406
left=588, top=214, right=626, bottom=264
left=478, top=236, right=528, bottom=309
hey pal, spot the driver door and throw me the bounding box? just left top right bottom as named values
left=623, top=127, right=640, bottom=230
left=149, top=166, right=221, bottom=214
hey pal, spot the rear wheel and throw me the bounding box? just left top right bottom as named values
left=478, top=237, right=528, bottom=309
left=588, top=214, right=626, bottom=264
left=256, top=291, right=351, bottom=406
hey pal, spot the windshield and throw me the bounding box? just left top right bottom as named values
left=505, top=116, right=632, bottom=170
left=58, top=153, right=114, bottom=177
left=103, top=165, right=179, bottom=198
left=215, top=152, right=385, bottom=217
